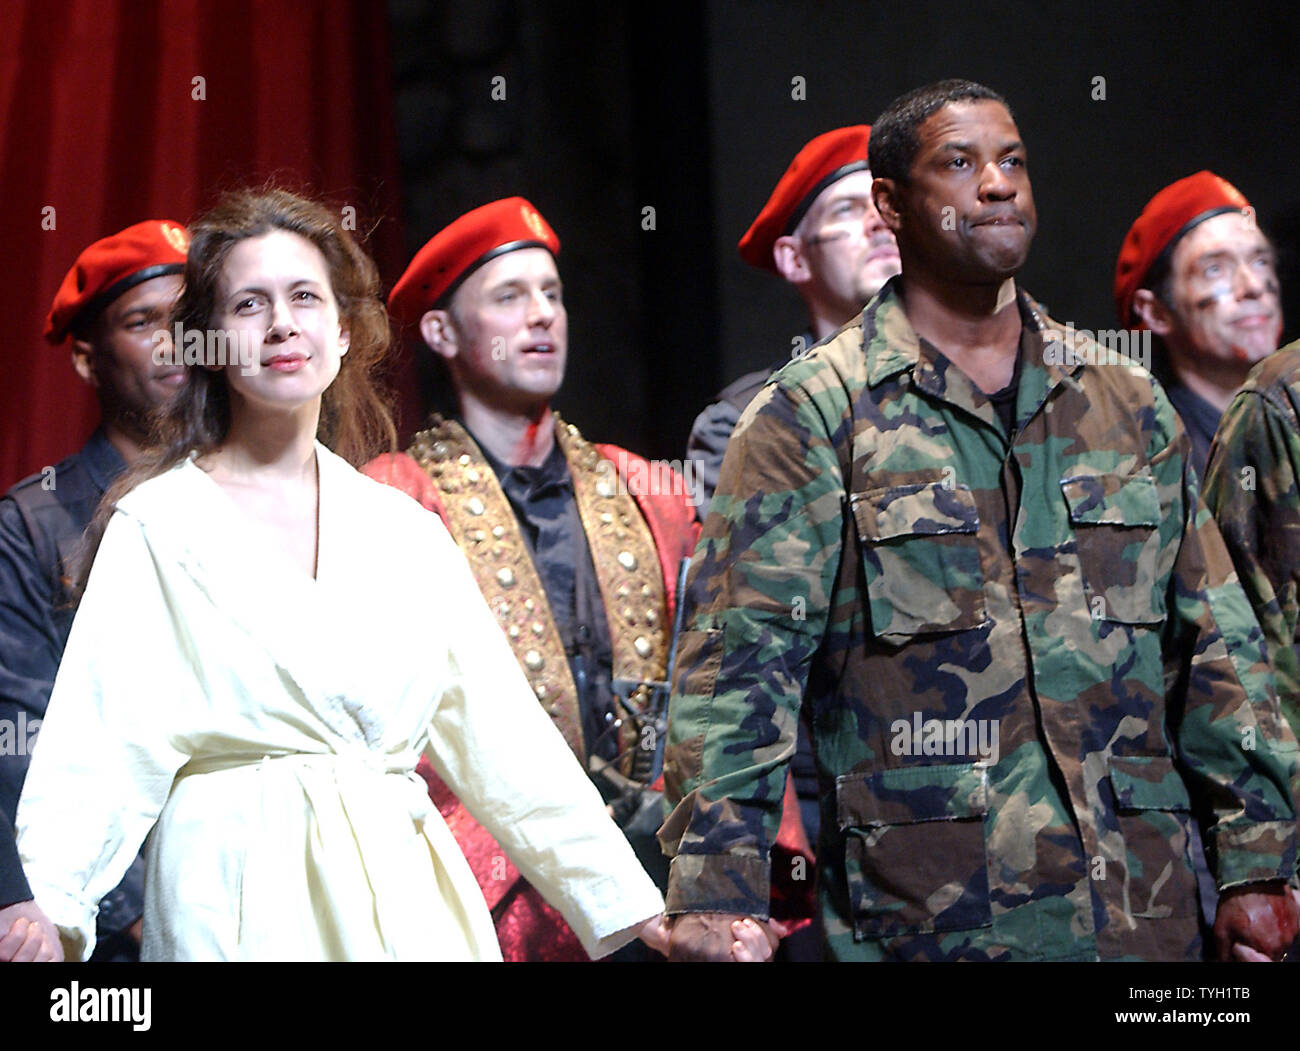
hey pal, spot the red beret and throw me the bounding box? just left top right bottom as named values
left=738, top=125, right=872, bottom=273
left=388, top=197, right=560, bottom=326
left=44, top=220, right=189, bottom=345
left=1113, top=171, right=1251, bottom=328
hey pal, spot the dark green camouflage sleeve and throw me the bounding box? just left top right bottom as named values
left=1203, top=382, right=1300, bottom=738
left=659, top=378, right=846, bottom=917
left=1153, top=381, right=1299, bottom=888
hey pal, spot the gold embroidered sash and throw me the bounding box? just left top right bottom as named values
left=409, top=414, right=669, bottom=774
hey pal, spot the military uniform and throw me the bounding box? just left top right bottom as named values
left=1203, top=341, right=1300, bottom=737
left=660, top=277, right=1298, bottom=961
left=688, top=343, right=809, bottom=514
left=687, top=365, right=774, bottom=515
left=1, top=808, right=30, bottom=907
left=687, top=344, right=823, bottom=868
left=0, top=429, right=146, bottom=957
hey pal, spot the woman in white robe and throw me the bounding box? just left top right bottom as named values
left=14, top=189, right=666, bottom=961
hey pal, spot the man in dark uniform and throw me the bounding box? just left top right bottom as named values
left=1, top=810, right=60, bottom=961
left=0, top=219, right=188, bottom=962
left=687, top=125, right=901, bottom=513
left=1115, top=172, right=1283, bottom=479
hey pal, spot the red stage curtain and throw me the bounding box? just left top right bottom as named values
left=0, top=0, right=416, bottom=490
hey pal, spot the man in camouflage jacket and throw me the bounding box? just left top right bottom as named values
left=1203, top=344, right=1300, bottom=740
left=660, top=80, right=1299, bottom=962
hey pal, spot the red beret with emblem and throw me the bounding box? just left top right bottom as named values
left=44, top=219, right=190, bottom=345
left=1114, top=171, right=1251, bottom=328
left=738, top=125, right=872, bottom=274
left=388, top=197, right=560, bottom=326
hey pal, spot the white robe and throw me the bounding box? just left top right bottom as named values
left=15, top=443, right=663, bottom=961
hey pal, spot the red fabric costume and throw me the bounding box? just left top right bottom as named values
left=366, top=441, right=813, bottom=960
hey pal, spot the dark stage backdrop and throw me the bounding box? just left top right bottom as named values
left=708, top=0, right=1300, bottom=394
left=6, top=0, right=1300, bottom=483
left=0, top=0, right=409, bottom=491
left=390, top=0, right=1300, bottom=464
left=387, top=0, right=721, bottom=464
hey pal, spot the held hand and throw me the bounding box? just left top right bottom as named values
left=636, top=913, right=671, bottom=956
left=1212, top=884, right=1300, bottom=962
left=668, top=912, right=780, bottom=962
left=0, top=900, right=64, bottom=962
left=730, top=916, right=788, bottom=962
left=1231, top=943, right=1273, bottom=962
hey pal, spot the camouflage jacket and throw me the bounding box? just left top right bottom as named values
left=1203, top=342, right=1300, bottom=738
left=660, top=278, right=1298, bottom=961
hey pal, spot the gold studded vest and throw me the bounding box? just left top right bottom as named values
left=409, top=414, right=670, bottom=774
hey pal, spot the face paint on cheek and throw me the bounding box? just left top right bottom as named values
left=1191, top=284, right=1236, bottom=313
left=806, top=229, right=853, bottom=246
left=1193, top=270, right=1281, bottom=313
left=1189, top=285, right=1253, bottom=362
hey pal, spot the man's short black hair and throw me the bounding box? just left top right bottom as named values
left=869, top=79, right=1012, bottom=186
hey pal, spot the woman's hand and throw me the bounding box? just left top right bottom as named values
left=636, top=913, right=671, bottom=955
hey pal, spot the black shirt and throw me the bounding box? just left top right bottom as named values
left=473, top=433, right=621, bottom=762
left=1164, top=380, right=1221, bottom=482
left=988, top=360, right=1023, bottom=438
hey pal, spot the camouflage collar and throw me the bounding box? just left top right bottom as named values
left=858, top=280, right=1089, bottom=439
left=1032, top=301, right=1091, bottom=389
left=864, top=280, right=1084, bottom=388
left=862, top=278, right=920, bottom=388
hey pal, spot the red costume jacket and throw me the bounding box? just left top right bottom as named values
left=366, top=436, right=812, bottom=960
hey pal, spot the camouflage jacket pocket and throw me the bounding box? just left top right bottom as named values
left=851, top=482, right=989, bottom=640
left=1107, top=754, right=1198, bottom=920
left=1060, top=470, right=1167, bottom=625
left=836, top=762, right=992, bottom=940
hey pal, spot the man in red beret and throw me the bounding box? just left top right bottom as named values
left=366, top=197, right=756, bottom=960
left=1115, top=171, right=1283, bottom=478
left=686, top=125, right=901, bottom=514
left=0, top=219, right=188, bottom=963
